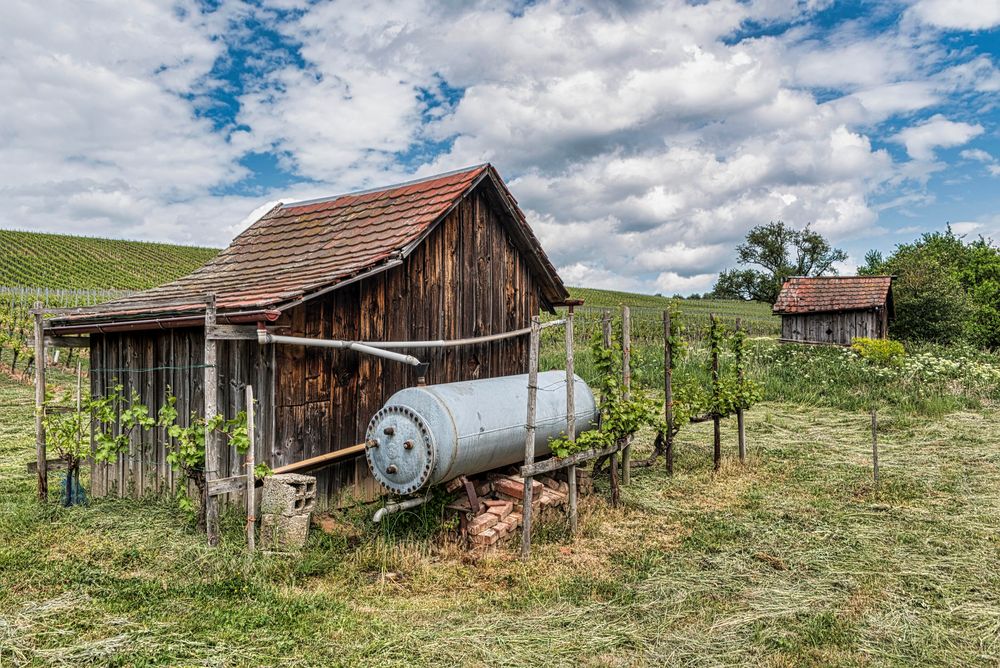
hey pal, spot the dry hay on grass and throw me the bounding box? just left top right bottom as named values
left=5, top=383, right=1000, bottom=665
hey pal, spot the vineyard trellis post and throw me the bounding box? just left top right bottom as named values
left=246, top=384, right=256, bottom=552
left=621, top=306, right=631, bottom=486
left=710, top=313, right=721, bottom=472
left=33, top=302, right=46, bottom=502
left=204, top=294, right=221, bottom=547
left=565, top=304, right=578, bottom=535
left=736, top=317, right=746, bottom=464
left=664, top=309, right=674, bottom=475
left=600, top=310, right=620, bottom=506
left=520, top=315, right=541, bottom=560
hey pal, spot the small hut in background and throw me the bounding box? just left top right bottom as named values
left=773, top=276, right=893, bottom=345
left=45, top=164, right=570, bottom=507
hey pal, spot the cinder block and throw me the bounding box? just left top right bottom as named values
left=260, top=512, right=311, bottom=549
left=261, top=473, right=317, bottom=517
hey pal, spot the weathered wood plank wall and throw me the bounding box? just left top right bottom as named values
left=780, top=308, right=887, bottom=345
left=88, top=183, right=542, bottom=506
left=89, top=329, right=274, bottom=499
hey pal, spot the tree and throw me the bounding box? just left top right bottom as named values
left=861, top=227, right=1000, bottom=347
left=712, top=221, right=848, bottom=303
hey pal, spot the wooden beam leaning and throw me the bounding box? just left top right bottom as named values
left=34, top=302, right=47, bottom=502
left=204, top=294, right=221, bottom=547
left=565, top=305, right=577, bottom=535
left=520, top=315, right=541, bottom=560
left=622, top=305, right=631, bottom=485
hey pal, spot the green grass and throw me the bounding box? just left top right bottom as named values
left=3, top=370, right=1000, bottom=665
left=0, top=229, right=219, bottom=290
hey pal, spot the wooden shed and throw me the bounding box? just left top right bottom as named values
left=773, top=276, right=893, bottom=345
left=46, top=164, right=570, bottom=506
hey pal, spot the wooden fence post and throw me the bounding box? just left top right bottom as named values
left=246, top=384, right=256, bottom=552
left=204, top=294, right=220, bottom=547
left=664, top=309, right=673, bottom=475
left=711, top=314, right=721, bottom=472
left=521, top=316, right=541, bottom=559
left=621, top=305, right=631, bottom=486
left=736, top=317, right=746, bottom=465
left=871, top=408, right=879, bottom=485
left=565, top=306, right=578, bottom=535
left=601, top=310, right=620, bottom=506
left=34, top=302, right=47, bottom=502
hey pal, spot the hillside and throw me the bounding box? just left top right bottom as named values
left=0, top=229, right=219, bottom=290
left=566, top=286, right=779, bottom=336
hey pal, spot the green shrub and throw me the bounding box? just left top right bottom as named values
left=851, top=337, right=905, bottom=367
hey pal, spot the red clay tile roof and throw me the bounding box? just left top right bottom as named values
left=773, top=276, right=893, bottom=314
left=50, top=164, right=568, bottom=328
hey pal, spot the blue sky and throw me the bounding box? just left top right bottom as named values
left=2, top=0, right=999, bottom=294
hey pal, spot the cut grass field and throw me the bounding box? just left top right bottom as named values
left=3, top=369, right=1000, bottom=666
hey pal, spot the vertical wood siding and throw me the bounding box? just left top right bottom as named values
left=88, top=184, right=543, bottom=507
left=780, top=308, right=887, bottom=345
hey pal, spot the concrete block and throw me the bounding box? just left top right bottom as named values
left=261, top=473, right=317, bottom=517
left=260, top=512, right=311, bottom=549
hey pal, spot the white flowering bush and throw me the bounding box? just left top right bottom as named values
left=747, top=339, right=1000, bottom=414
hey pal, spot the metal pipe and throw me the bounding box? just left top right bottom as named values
left=372, top=495, right=431, bottom=523
left=337, top=319, right=567, bottom=350
left=258, top=331, right=423, bottom=366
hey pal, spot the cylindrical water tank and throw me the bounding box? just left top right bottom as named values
left=364, top=371, right=598, bottom=495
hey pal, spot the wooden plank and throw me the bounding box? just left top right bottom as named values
left=204, top=295, right=220, bottom=547
left=27, top=335, right=90, bottom=348
left=622, top=305, right=631, bottom=485
left=27, top=458, right=66, bottom=474
left=520, top=442, right=624, bottom=477
left=206, top=324, right=258, bottom=340
left=246, top=384, right=256, bottom=551
left=565, top=306, right=577, bottom=535
left=520, top=316, right=540, bottom=560
left=207, top=475, right=248, bottom=497
left=736, top=318, right=746, bottom=465
left=34, top=303, right=47, bottom=502
left=664, top=309, right=674, bottom=475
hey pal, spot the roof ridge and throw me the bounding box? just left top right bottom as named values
left=787, top=275, right=892, bottom=279
left=279, top=163, right=489, bottom=209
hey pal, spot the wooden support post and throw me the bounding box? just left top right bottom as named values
left=601, top=311, right=620, bottom=506
left=871, top=408, right=879, bottom=485
left=664, top=309, right=674, bottom=476
left=33, top=303, right=47, bottom=502
left=245, top=384, right=256, bottom=552
left=621, top=305, right=631, bottom=486
left=565, top=305, right=578, bottom=535
left=204, top=294, right=220, bottom=547
left=736, top=317, right=746, bottom=465
left=711, top=314, right=721, bottom=472
left=520, top=316, right=541, bottom=560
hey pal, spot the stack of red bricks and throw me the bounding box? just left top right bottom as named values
left=465, top=473, right=570, bottom=548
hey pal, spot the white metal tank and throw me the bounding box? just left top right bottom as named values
left=364, top=371, right=598, bottom=495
